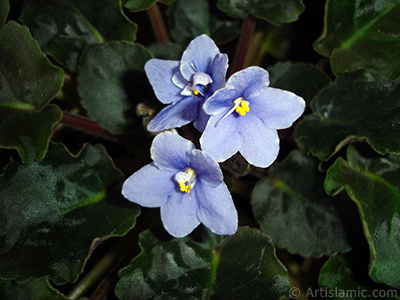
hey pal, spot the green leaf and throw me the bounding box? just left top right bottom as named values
left=122, top=0, right=176, bottom=11
left=122, top=0, right=156, bottom=12
left=0, top=278, right=67, bottom=300
left=0, top=0, right=9, bottom=27
left=116, top=227, right=290, bottom=300
left=294, top=71, right=400, bottom=161
left=319, top=255, right=400, bottom=300
left=269, top=62, right=331, bottom=103
left=314, top=0, right=400, bottom=80
left=217, top=0, right=305, bottom=25
left=148, top=42, right=183, bottom=60
left=0, top=21, right=64, bottom=162
left=78, top=41, right=153, bottom=134
left=251, top=150, right=364, bottom=257
left=325, top=146, right=400, bottom=288
left=20, top=0, right=138, bottom=72
left=168, top=0, right=241, bottom=46
left=0, top=143, right=140, bottom=284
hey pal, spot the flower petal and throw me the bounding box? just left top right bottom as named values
left=203, top=86, right=241, bottom=115
left=227, top=66, right=270, bottom=96
left=180, top=34, right=220, bottom=79
left=193, top=106, right=210, bottom=132
left=147, top=96, right=202, bottom=132
left=151, top=131, right=195, bottom=171
left=161, top=190, right=200, bottom=237
left=209, top=54, right=228, bottom=94
left=249, top=86, right=306, bottom=129
left=145, top=59, right=183, bottom=104
left=195, top=181, right=238, bottom=235
left=200, top=114, right=243, bottom=163
left=187, top=149, right=223, bottom=187
left=122, top=163, right=175, bottom=207
left=239, top=114, right=280, bottom=168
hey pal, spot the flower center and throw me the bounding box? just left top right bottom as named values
left=216, top=97, right=250, bottom=126
left=174, top=167, right=196, bottom=194
left=180, top=71, right=213, bottom=97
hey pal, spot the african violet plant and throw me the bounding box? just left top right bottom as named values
left=1, top=0, right=400, bottom=299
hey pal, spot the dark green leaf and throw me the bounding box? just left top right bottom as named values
left=0, top=143, right=140, bottom=284
left=20, top=0, right=138, bottom=71
left=314, top=0, right=400, bottom=80
left=116, top=227, right=289, bottom=300
left=319, top=255, right=400, bottom=300
left=269, top=62, right=331, bottom=103
left=217, top=0, right=305, bottom=25
left=294, top=71, right=400, bottom=161
left=251, top=150, right=364, bottom=257
left=168, top=0, right=241, bottom=45
left=78, top=41, right=153, bottom=134
left=123, top=0, right=156, bottom=12
left=325, top=146, right=400, bottom=288
left=0, top=0, right=9, bottom=27
left=0, top=21, right=64, bottom=162
left=122, top=0, right=176, bottom=11
left=0, top=278, right=67, bottom=300
left=148, top=42, right=183, bottom=60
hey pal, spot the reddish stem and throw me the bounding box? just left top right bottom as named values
left=60, top=112, right=119, bottom=141
left=231, top=15, right=255, bottom=75
left=148, top=3, right=170, bottom=43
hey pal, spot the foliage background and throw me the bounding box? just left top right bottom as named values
left=1, top=0, right=400, bottom=299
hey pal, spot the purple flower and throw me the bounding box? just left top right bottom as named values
left=145, top=35, right=228, bottom=132
left=200, top=67, right=305, bottom=168
left=122, top=132, right=238, bottom=238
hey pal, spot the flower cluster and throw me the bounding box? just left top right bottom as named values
left=122, top=35, right=305, bottom=237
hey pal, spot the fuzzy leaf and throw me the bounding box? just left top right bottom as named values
left=314, top=0, right=400, bottom=80
left=217, top=0, right=305, bottom=25
left=251, top=150, right=364, bottom=257
left=168, top=0, right=241, bottom=45
left=0, top=143, right=140, bottom=284
left=20, top=0, right=138, bottom=71
left=325, top=146, right=400, bottom=288
left=269, top=62, right=331, bottom=103
left=294, top=71, right=400, bottom=161
left=319, top=255, right=400, bottom=300
left=0, top=278, right=67, bottom=300
left=78, top=41, right=153, bottom=134
left=116, top=227, right=289, bottom=300
left=0, top=21, right=64, bottom=162
left=0, top=0, right=9, bottom=27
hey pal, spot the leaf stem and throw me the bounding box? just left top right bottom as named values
left=230, top=15, right=255, bottom=75
left=148, top=3, right=170, bottom=43
left=59, top=112, right=119, bottom=142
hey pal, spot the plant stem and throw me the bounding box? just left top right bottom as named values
left=230, top=15, right=255, bottom=75
left=60, top=112, right=119, bottom=142
left=148, top=3, right=170, bottom=43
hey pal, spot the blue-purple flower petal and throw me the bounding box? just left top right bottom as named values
left=147, top=96, right=202, bottom=132
left=203, top=86, right=241, bottom=115
left=195, top=181, right=238, bottom=235
left=249, top=86, right=306, bottom=129
left=200, top=114, right=243, bottom=163
left=239, top=114, right=280, bottom=168
left=187, top=149, right=223, bottom=187
left=180, top=35, right=221, bottom=79
left=228, top=66, right=270, bottom=96
left=144, top=59, right=182, bottom=104
left=122, top=163, right=175, bottom=207
left=209, top=54, right=229, bottom=93
left=161, top=191, right=200, bottom=237
left=193, top=106, right=210, bottom=132
left=151, top=132, right=195, bottom=171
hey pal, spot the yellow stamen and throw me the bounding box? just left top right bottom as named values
left=235, top=100, right=250, bottom=116
left=193, top=89, right=200, bottom=95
